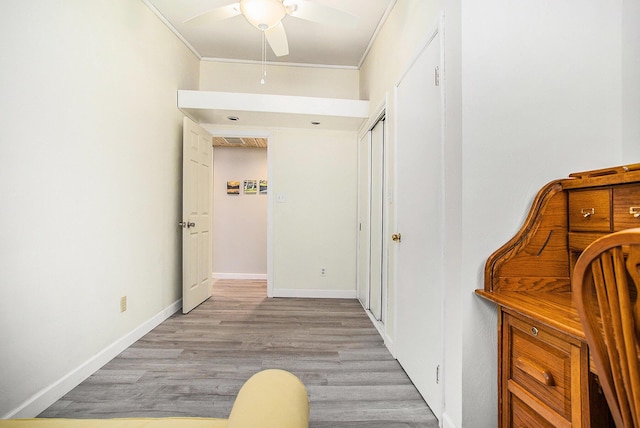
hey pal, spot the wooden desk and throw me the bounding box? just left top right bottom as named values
left=476, top=164, right=640, bottom=427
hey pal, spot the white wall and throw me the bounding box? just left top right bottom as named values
left=212, top=147, right=268, bottom=278
left=461, top=1, right=624, bottom=427
left=200, top=61, right=360, bottom=99
left=270, top=129, right=358, bottom=298
left=0, top=0, right=199, bottom=417
left=623, top=0, right=640, bottom=160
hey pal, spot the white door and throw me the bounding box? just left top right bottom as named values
left=357, top=132, right=371, bottom=307
left=182, top=117, right=213, bottom=314
left=394, top=31, right=443, bottom=416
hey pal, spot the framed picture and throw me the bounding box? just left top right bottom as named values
left=259, top=180, right=268, bottom=195
left=243, top=180, right=257, bottom=194
left=227, top=181, right=240, bottom=195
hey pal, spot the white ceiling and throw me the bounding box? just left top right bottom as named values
left=144, top=0, right=396, bottom=68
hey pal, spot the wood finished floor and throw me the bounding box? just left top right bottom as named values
left=40, top=280, right=437, bottom=427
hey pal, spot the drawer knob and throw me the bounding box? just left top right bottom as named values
left=630, top=207, right=640, bottom=219
left=531, top=327, right=539, bottom=336
left=581, top=208, right=595, bottom=218
left=515, top=356, right=556, bottom=387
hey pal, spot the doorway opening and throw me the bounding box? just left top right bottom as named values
left=211, top=135, right=269, bottom=297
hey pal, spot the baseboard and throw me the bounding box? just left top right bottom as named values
left=381, top=329, right=395, bottom=357
left=213, top=272, right=267, bottom=280
left=6, top=299, right=182, bottom=419
left=362, top=306, right=395, bottom=357
left=272, top=288, right=356, bottom=299
left=442, top=412, right=456, bottom=428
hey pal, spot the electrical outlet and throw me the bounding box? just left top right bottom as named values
left=320, top=267, right=326, bottom=277
left=120, top=296, right=127, bottom=313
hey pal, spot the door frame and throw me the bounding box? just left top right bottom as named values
left=201, top=126, right=273, bottom=296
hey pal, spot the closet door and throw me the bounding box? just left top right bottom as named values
left=369, top=118, right=385, bottom=321
left=357, top=132, right=371, bottom=308
left=394, top=31, right=443, bottom=416
left=357, top=117, right=386, bottom=323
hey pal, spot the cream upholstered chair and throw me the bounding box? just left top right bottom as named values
left=0, top=369, right=309, bottom=428
left=573, top=228, right=640, bottom=428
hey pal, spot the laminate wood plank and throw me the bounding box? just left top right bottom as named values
left=39, top=280, right=437, bottom=427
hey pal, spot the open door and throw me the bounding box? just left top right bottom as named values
left=181, top=117, right=213, bottom=314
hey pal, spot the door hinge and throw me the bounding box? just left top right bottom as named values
left=436, top=365, right=440, bottom=384
left=435, top=66, right=440, bottom=87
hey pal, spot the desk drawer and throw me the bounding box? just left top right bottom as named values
left=568, top=189, right=612, bottom=232
left=505, top=314, right=573, bottom=420
left=613, top=184, right=640, bottom=230
left=512, top=393, right=556, bottom=428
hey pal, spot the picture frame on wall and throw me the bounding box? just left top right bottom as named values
left=259, top=180, right=268, bottom=195
left=227, top=181, right=240, bottom=195
left=243, top=180, right=257, bottom=194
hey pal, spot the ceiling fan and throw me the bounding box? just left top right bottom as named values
left=184, top=0, right=359, bottom=57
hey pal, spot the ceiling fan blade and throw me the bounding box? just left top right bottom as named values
left=184, top=3, right=241, bottom=25
left=265, top=22, right=289, bottom=56
left=286, top=0, right=359, bottom=28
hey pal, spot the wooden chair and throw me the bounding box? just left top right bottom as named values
left=573, top=228, right=640, bottom=428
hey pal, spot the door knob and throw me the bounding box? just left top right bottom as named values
left=187, top=222, right=196, bottom=228
left=178, top=221, right=187, bottom=228
left=392, top=233, right=402, bottom=242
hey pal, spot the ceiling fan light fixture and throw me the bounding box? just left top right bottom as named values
left=240, top=0, right=287, bottom=30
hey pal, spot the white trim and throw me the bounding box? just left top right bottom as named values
left=442, top=412, right=457, bottom=428
left=358, top=98, right=387, bottom=139
left=266, top=136, right=274, bottom=298
left=381, top=97, right=391, bottom=329
left=437, top=12, right=449, bottom=427
left=4, top=299, right=182, bottom=419
left=213, top=273, right=268, bottom=280
left=357, top=0, right=398, bottom=69
left=363, top=305, right=396, bottom=358
left=272, top=288, right=356, bottom=299
left=141, top=0, right=201, bottom=60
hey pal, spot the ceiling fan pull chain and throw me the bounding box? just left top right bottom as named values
left=261, top=30, right=267, bottom=84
